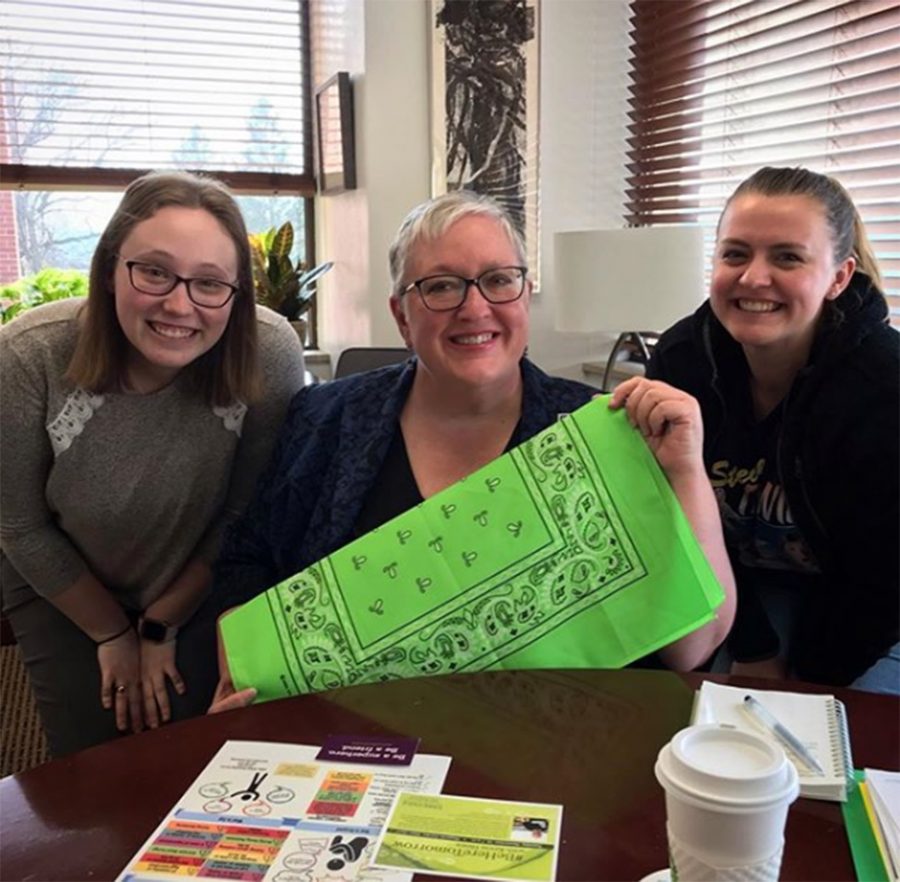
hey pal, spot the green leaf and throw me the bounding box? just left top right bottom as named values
left=0, top=302, right=23, bottom=324
left=271, top=222, right=294, bottom=261
left=250, top=248, right=271, bottom=304
left=267, top=255, right=282, bottom=288
left=247, top=226, right=332, bottom=321
left=0, top=268, right=88, bottom=322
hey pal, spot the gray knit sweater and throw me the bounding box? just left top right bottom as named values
left=0, top=298, right=305, bottom=612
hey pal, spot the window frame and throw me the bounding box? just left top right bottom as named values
left=0, top=0, right=321, bottom=345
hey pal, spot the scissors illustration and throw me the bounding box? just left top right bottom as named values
left=230, top=771, right=268, bottom=802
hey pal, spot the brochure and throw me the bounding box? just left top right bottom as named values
left=371, top=792, right=562, bottom=882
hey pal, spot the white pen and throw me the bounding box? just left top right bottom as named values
left=742, top=695, right=826, bottom=776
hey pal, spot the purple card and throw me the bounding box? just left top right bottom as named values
left=316, top=735, right=420, bottom=766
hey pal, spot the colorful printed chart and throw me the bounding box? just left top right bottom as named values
left=133, top=821, right=288, bottom=880
left=116, top=740, right=450, bottom=882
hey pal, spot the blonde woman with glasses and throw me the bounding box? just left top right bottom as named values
left=209, top=191, right=737, bottom=712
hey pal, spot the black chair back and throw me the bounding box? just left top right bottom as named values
left=333, top=347, right=410, bottom=379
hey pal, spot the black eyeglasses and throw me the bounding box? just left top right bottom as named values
left=402, top=266, right=528, bottom=312
left=122, top=259, right=239, bottom=309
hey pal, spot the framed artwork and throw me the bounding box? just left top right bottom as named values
left=429, top=0, right=541, bottom=286
left=315, top=71, right=356, bottom=194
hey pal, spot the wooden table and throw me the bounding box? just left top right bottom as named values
left=1, top=668, right=897, bottom=881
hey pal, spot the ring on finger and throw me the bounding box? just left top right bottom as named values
left=116, top=684, right=127, bottom=694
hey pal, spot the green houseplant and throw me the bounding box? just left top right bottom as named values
left=0, top=268, right=88, bottom=324
left=248, top=222, right=333, bottom=342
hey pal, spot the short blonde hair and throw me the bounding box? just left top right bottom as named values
left=388, top=191, right=526, bottom=295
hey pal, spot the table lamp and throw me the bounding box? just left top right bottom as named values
left=554, top=226, right=706, bottom=391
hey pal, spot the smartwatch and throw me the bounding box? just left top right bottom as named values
left=138, top=616, right=178, bottom=644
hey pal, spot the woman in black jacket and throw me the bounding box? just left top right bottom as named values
left=648, top=166, right=899, bottom=691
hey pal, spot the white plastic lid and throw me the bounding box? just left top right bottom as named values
left=656, top=724, right=799, bottom=807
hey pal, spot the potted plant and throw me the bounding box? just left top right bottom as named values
left=1, top=268, right=88, bottom=324
left=248, top=221, right=333, bottom=343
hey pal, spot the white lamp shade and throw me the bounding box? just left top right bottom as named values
left=554, top=226, right=706, bottom=333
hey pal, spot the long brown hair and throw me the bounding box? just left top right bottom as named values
left=67, top=170, right=260, bottom=405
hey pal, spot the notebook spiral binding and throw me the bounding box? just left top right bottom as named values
left=830, top=697, right=857, bottom=794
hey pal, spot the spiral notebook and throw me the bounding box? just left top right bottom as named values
left=691, top=681, right=854, bottom=802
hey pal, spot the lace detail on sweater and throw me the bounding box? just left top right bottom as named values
left=213, top=402, right=247, bottom=437
left=47, top=389, right=106, bottom=456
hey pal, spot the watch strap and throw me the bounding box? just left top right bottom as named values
left=138, top=616, right=178, bottom=643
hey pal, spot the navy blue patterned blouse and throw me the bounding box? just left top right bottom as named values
left=213, top=358, right=596, bottom=612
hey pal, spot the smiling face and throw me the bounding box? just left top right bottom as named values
left=710, top=193, right=855, bottom=360
left=390, top=214, right=531, bottom=395
left=113, top=206, right=238, bottom=392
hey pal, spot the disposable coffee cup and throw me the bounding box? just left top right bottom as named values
left=654, top=724, right=799, bottom=880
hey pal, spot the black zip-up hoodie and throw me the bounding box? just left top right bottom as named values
left=648, top=273, right=899, bottom=685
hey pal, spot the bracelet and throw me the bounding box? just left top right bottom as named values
left=96, top=623, right=132, bottom=645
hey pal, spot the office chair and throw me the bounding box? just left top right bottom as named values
left=333, top=347, right=410, bottom=379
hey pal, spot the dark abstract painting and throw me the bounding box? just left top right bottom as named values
left=431, top=0, right=540, bottom=281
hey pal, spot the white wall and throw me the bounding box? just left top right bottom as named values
left=532, top=0, right=631, bottom=378
left=312, top=0, right=431, bottom=363
left=312, top=0, right=373, bottom=361
left=361, top=0, right=431, bottom=347
left=312, top=0, right=631, bottom=377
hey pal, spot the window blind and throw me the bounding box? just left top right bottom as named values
left=1, top=0, right=314, bottom=195
left=626, top=0, right=900, bottom=322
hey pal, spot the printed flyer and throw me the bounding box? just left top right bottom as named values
left=372, top=793, right=562, bottom=882
left=116, top=739, right=450, bottom=882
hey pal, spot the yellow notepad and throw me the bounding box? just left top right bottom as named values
left=861, top=781, right=894, bottom=875
left=865, top=769, right=900, bottom=880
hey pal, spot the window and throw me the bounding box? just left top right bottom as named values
left=1, top=0, right=316, bottom=337
left=626, top=0, right=900, bottom=323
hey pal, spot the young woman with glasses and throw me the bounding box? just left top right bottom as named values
left=209, top=191, right=736, bottom=712
left=0, top=171, right=305, bottom=755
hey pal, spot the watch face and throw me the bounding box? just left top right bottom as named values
left=140, top=619, right=169, bottom=642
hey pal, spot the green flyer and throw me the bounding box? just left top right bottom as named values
left=221, top=396, right=725, bottom=700
left=371, top=792, right=562, bottom=881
